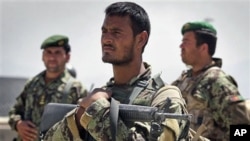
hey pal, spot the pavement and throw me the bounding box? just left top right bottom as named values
left=0, top=116, right=17, bottom=141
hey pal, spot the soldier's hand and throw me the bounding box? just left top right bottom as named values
left=75, top=88, right=111, bottom=128
left=79, top=88, right=112, bottom=109
left=16, top=120, right=38, bottom=141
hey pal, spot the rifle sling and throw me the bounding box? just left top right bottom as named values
left=110, top=98, right=119, bottom=141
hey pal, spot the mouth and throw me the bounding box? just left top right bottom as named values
left=47, top=61, right=57, bottom=67
left=181, top=51, right=185, bottom=59
left=181, top=49, right=184, bottom=56
left=102, top=45, right=115, bottom=52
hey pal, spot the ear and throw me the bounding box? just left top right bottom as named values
left=42, top=51, right=45, bottom=62
left=136, top=31, right=148, bottom=50
left=200, top=43, right=209, bottom=54
left=66, top=53, right=70, bottom=63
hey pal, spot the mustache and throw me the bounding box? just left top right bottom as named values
left=102, top=43, right=114, bottom=48
left=181, top=48, right=185, bottom=52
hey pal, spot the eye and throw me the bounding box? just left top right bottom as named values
left=112, top=30, right=122, bottom=36
left=102, top=29, right=107, bottom=34
left=101, top=27, right=108, bottom=34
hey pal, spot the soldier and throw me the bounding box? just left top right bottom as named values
left=8, top=34, right=88, bottom=141
left=43, top=2, right=189, bottom=141
left=172, top=21, right=243, bottom=140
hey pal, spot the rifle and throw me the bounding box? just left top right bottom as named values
left=119, top=103, right=191, bottom=122
left=40, top=102, right=191, bottom=139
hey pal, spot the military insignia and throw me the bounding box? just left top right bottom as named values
left=39, top=94, right=46, bottom=105
left=58, top=40, right=64, bottom=46
left=183, top=23, right=190, bottom=31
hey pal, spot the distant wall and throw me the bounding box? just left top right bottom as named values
left=0, top=76, right=27, bottom=116
left=0, top=76, right=28, bottom=141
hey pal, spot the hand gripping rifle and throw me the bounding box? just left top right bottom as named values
left=40, top=99, right=191, bottom=140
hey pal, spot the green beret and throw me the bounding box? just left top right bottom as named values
left=41, top=35, right=69, bottom=49
left=181, top=21, right=217, bottom=37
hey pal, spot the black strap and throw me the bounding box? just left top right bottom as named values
left=129, top=73, right=164, bottom=104
left=110, top=98, right=119, bottom=141
left=129, top=79, right=148, bottom=104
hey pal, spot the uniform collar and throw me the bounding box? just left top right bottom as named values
left=187, top=57, right=222, bottom=76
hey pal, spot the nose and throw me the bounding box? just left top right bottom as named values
left=101, top=33, right=113, bottom=44
left=48, top=53, right=56, bottom=60
left=179, top=43, right=183, bottom=49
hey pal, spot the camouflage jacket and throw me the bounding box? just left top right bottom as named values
left=172, top=58, right=241, bottom=141
left=44, top=63, right=189, bottom=141
left=8, top=69, right=87, bottom=140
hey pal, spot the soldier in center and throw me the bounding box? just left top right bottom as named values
left=44, top=2, right=190, bottom=141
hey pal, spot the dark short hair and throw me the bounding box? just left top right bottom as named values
left=194, top=31, right=217, bottom=56
left=105, top=2, right=151, bottom=53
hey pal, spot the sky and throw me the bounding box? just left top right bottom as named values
left=0, top=0, right=249, bottom=98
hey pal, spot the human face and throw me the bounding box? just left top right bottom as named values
left=42, top=47, right=69, bottom=73
left=101, top=15, right=136, bottom=65
left=180, top=31, right=203, bottom=66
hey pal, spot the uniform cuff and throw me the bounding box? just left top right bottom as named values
left=80, top=98, right=110, bottom=129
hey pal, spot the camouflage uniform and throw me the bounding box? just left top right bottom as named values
left=8, top=69, right=87, bottom=141
left=44, top=63, right=189, bottom=141
left=172, top=58, right=241, bottom=141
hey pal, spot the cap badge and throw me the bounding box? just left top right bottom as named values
left=183, top=23, right=190, bottom=31
left=58, top=40, right=64, bottom=46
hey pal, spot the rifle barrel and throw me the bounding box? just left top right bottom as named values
left=118, top=104, right=191, bottom=122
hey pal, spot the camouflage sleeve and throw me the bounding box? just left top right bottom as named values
left=8, top=94, right=24, bottom=130
left=199, top=71, right=240, bottom=138
left=152, top=85, right=188, bottom=140
left=80, top=98, right=130, bottom=141
left=8, top=81, right=30, bottom=130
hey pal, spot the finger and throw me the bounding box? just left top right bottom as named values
left=27, top=121, right=36, bottom=128
left=22, top=132, right=37, bottom=141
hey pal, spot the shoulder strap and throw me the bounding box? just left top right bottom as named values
left=128, top=79, right=148, bottom=104
left=62, top=77, right=74, bottom=103
left=129, top=72, right=165, bottom=104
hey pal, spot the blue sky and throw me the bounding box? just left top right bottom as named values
left=0, top=0, right=249, bottom=98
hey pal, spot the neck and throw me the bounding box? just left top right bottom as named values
left=112, top=61, right=145, bottom=85
left=44, top=71, right=62, bottom=83
left=192, top=58, right=213, bottom=76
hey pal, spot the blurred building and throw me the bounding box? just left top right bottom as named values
left=0, top=76, right=28, bottom=140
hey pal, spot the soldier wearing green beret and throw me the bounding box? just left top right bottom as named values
left=172, top=21, right=244, bottom=140
left=8, top=34, right=88, bottom=141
